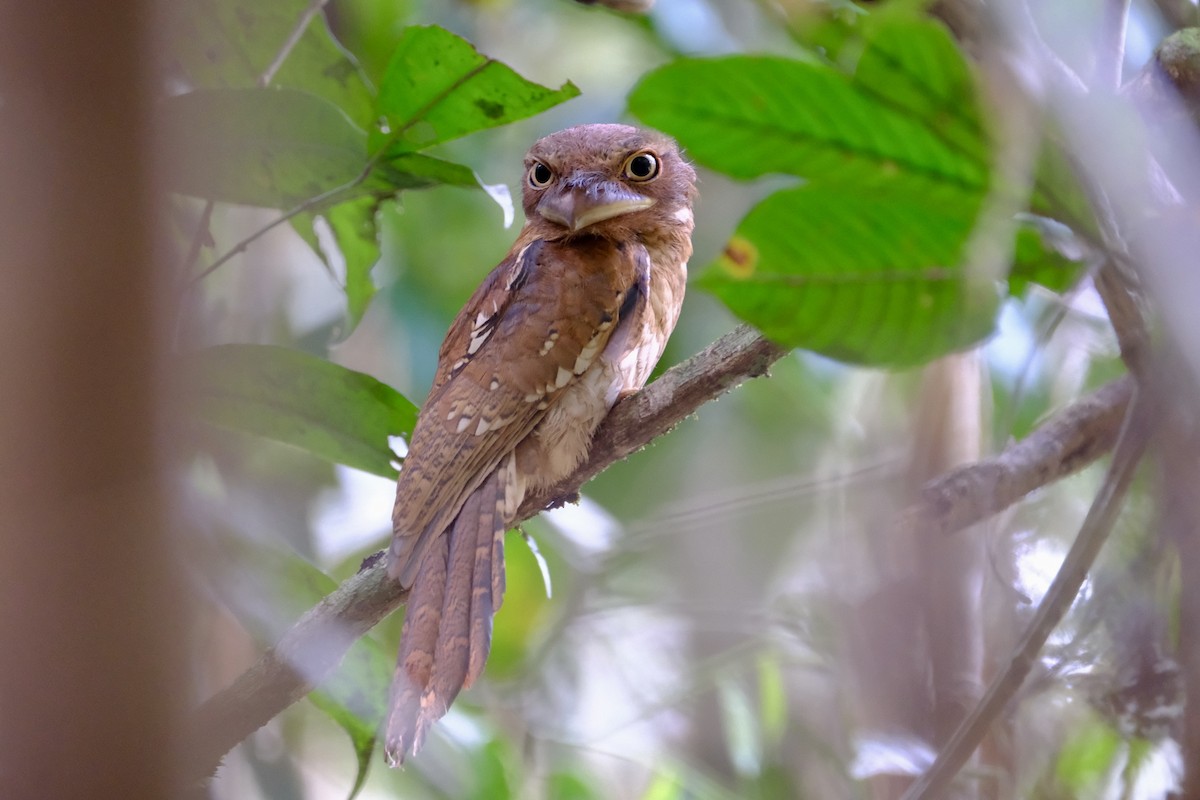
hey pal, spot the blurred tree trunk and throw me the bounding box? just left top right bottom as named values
left=1162, top=405, right=1200, bottom=798
left=0, top=2, right=183, bottom=798
left=848, top=353, right=987, bottom=800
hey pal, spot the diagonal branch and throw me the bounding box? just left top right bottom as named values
left=905, top=373, right=1135, bottom=537
left=182, top=324, right=788, bottom=783
left=183, top=331, right=1137, bottom=786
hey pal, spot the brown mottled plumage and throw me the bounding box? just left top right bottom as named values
left=385, top=124, right=696, bottom=764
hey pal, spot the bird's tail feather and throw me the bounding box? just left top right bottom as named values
left=385, top=470, right=507, bottom=765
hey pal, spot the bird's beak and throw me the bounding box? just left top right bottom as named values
left=537, top=177, right=655, bottom=232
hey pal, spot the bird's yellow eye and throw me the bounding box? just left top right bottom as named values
left=528, top=162, right=554, bottom=188
left=622, top=151, right=660, bottom=182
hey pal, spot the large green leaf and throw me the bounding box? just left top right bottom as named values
left=190, top=344, right=416, bottom=477
left=629, top=42, right=987, bottom=189
left=161, top=88, right=369, bottom=208
left=696, top=180, right=1000, bottom=365
left=853, top=17, right=987, bottom=165
left=168, top=0, right=376, bottom=126
left=371, top=25, right=580, bottom=152
left=635, top=16, right=1003, bottom=365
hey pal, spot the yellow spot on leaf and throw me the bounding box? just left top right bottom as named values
left=720, top=236, right=758, bottom=279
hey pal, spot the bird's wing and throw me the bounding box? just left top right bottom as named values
left=388, top=236, right=642, bottom=585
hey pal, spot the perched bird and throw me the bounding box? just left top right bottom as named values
left=385, top=124, right=696, bottom=763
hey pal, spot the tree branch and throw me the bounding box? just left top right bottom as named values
left=183, top=324, right=788, bottom=783
left=901, top=387, right=1152, bottom=800
left=184, top=325, right=1140, bottom=786
left=906, top=373, right=1135, bottom=537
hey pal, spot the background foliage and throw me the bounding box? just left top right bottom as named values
left=171, top=0, right=1199, bottom=798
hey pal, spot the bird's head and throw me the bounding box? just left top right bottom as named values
left=521, top=124, right=697, bottom=241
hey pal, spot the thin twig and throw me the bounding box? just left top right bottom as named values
left=901, top=388, right=1152, bottom=800
left=258, top=0, right=329, bottom=88
left=188, top=178, right=364, bottom=285
left=179, top=200, right=215, bottom=282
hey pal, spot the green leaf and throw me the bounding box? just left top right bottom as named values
left=467, top=740, right=513, bottom=800
left=1010, top=217, right=1087, bottom=295
left=853, top=18, right=987, bottom=166
left=629, top=39, right=987, bottom=188
left=376, top=151, right=482, bottom=190
left=697, top=180, right=1000, bottom=365
left=547, top=771, right=602, bottom=800
left=329, top=199, right=381, bottom=332
left=756, top=653, right=787, bottom=747
left=1054, top=720, right=1121, bottom=794
left=309, top=690, right=374, bottom=800
left=371, top=25, right=580, bottom=152
left=161, top=88, right=368, bottom=208
left=294, top=197, right=384, bottom=336
left=1030, top=133, right=1100, bottom=239
left=167, top=0, right=376, bottom=126
left=189, top=344, right=416, bottom=477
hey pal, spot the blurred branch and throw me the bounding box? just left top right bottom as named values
left=1092, top=263, right=1152, bottom=383
left=906, top=374, right=1135, bottom=537
left=186, top=560, right=407, bottom=785
left=182, top=324, right=789, bottom=784
left=902, top=388, right=1153, bottom=800
left=1095, top=0, right=1132, bottom=89
left=1162, top=407, right=1200, bottom=797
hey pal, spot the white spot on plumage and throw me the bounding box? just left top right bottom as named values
left=475, top=418, right=491, bottom=436
left=672, top=206, right=693, bottom=225
left=538, top=331, right=559, bottom=356
left=456, top=417, right=471, bottom=434
left=467, top=331, right=489, bottom=355
left=490, top=379, right=500, bottom=391
left=555, top=367, right=572, bottom=388
left=573, top=330, right=606, bottom=374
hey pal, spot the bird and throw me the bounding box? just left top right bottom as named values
left=384, top=123, right=696, bottom=764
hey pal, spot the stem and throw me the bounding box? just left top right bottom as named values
left=258, top=0, right=329, bottom=88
